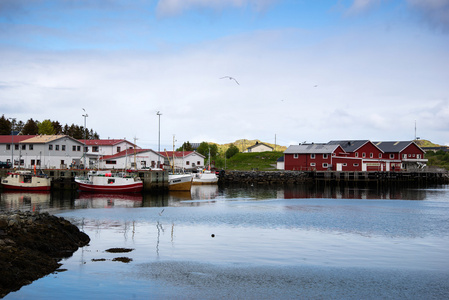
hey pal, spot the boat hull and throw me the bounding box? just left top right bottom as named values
left=169, top=174, right=193, bottom=191
left=192, top=172, right=218, bottom=185
left=1, top=184, right=51, bottom=191
left=76, top=182, right=143, bottom=193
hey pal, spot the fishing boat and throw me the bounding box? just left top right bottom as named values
left=1, top=170, right=52, bottom=191
left=168, top=173, right=193, bottom=191
left=192, top=170, right=218, bottom=185
left=74, top=170, right=143, bottom=193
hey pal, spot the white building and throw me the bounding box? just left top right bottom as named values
left=161, top=151, right=206, bottom=171
left=99, top=149, right=165, bottom=170
left=246, top=142, right=274, bottom=153
left=0, top=135, right=86, bottom=169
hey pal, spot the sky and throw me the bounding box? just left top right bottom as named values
left=1, top=0, right=448, bottom=150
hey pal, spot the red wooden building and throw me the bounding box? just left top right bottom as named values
left=284, top=140, right=427, bottom=172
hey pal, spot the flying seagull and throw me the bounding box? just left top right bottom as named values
left=158, top=209, right=165, bottom=216
left=220, top=76, right=239, bottom=85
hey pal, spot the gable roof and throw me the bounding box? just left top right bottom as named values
left=327, top=140, right=371, bottom=152
left=79, top=139, right=137, bottom=147
left=160, top=151, right=206, bottom=159
left=0, top=135, right=82, bottom=145
left=247, top=142, right=273, bottom=150
left=284, top=144, right=343, bottom=154
left=101, top=148, right=163, bottom=160
left=373, top=141, right=425, bottom=153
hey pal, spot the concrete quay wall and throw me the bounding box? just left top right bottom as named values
left=218, top=170, right=449, bottom=185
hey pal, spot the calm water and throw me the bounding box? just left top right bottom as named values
left=1, top=184, right=449, bottom=299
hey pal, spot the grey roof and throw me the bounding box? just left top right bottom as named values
left=327, top=140, right=370, bottom=152
left=284, top=144, right=341, bottom=154
left=373, top=141, right=421, bottom=153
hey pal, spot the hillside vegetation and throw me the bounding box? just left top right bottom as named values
left=214, top=151, right=283, bottom=171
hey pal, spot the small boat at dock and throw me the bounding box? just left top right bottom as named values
left=192, top=170, right=218, bottom=185
left=168, top=173, right=193, bottom=191
left=75, top=170, right=143, bottom=193
left=1, top=170, right=52, bottom=191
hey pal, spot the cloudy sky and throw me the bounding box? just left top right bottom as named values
left=1, top=0, right=448, bottom=150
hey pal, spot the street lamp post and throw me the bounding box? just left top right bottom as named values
left=157, top=111, right=162, bottom=168
left=8, top=118, right=15, bottom=167
left=82, top=109, right=88, bottom=168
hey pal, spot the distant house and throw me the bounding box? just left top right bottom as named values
left=373, top=141, right=427, bottom=171
left=99, top=149, right=165, bottom=170
left=160, top=151, right=206, bottom=171
left=246, top=142, right=273, bottom=153
left=276, top=156, right=284, bottom=170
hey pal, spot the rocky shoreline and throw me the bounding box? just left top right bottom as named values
left=0, top=211, right=90, bottom=298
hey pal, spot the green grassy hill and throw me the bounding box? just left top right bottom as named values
left=214, top=151, right=283, bottom=171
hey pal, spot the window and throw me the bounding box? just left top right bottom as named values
left=29, top=144, right=33, bottom=150
left=105, top=160, right=117, bottom=165
left=62, top=145, right=65, bottom=151
left=108, top=179, right=115, bottom=184
left=84, top=146, right=88, bottom=153
left=6, top=145, right=10, bottom=150
left=311, top=154, right=315, bottom=159
left=379, top=154, right=382, bottom=158
left=353, top=163, right=359, bottom=166
left=310, top=162, right=316, bottom=167
left=343, top=163, right=347, bottom=166
left=362, top=152, right=366, bottom=158
left=117, top=147, right=121, bottom=152
left=403, top=154, right=407, bottom=159
left=49, top=145, right=53, bottom=150
left=21, top=145, right=26, bottom=150
left=186, top=161, right=190, bottom=165
left=60, top=160, right=64, bottom=165
left=73, top=145, right=77, bottom=151
left=294, top=154, right=299, bottom=159
left=92, top=146, right=99, bottom=152
left=55, top=145, right=59, bottom=151
left=370, top=153, right=373, bottom=158
left=31, top=159, right=35, bottom=166
left=322, top=163, right=328, bottom=168
left=323, top=154, right=328, bottom=159
left=417, top=154, right=421, bottom=159
left=355, top=152, right=359, bottom=157
left=412, top=154, right=415, bottom=157
left=197, top=161, right=200, bottom=165
left=15, top=145, right=19, bottom=150
left=77, top=146, right=81, bottom=151
left=390, top=154, right=394, bottom=159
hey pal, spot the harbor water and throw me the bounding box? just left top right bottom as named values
left=1, top=184, right=449, bottom=299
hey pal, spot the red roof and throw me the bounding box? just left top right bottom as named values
left=101, top=149, right=159, bottom=160
left=0, top=135, right=38, bottom=144
left=79, top=139, right=136, bottom=146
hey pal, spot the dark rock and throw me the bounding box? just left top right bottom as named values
left=0, top=211, right=90, bottom=297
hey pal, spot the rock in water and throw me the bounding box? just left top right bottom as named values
left=0, top=211, right=90, bottom=297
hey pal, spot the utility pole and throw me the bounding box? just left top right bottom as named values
left=157, top=111, right=162, bottom=168
left=82, top=109, right=88, bottom=168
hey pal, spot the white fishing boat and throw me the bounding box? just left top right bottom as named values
left=75, top=170, right=143, bottom=193
left=192, top=170, right=218, bottom=185
left=168, top=173, right=193, bottom=191
left=1, top=170, right=52, bottom=191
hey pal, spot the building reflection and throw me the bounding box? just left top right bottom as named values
left=0, top=191, right=51, bottom=211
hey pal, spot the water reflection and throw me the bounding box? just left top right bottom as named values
left=0, top=184, right=446, bottom=213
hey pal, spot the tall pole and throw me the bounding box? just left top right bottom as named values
left=82, top=109, right=88, bottom=168
left=157, top=111, right=162, bottom=168
left=9, top=118, right=15, bottom=167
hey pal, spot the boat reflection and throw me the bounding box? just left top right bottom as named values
left=0, top=191, right=51, bottom=211
left=75, top=192, right=143, bottom=208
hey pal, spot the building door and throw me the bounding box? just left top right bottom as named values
left=336, top=163, right=342, bottom=171
left=362, top=163, right=367, bottom=171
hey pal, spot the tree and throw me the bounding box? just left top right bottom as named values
left=37, top=119, right=56, bottom=135
left=22, top=119, right=39, bottom=135
left=226, top=144, right=239, bottom=159
left=176, top=141, right=193, bottom=151
left=52, top=121, right=63, bottom=135
left=197, top=142, right=219, bottom=159
left=0, top=115, right=11, bottom=135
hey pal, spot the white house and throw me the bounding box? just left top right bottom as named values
left=246, top=142, right=274, bottom=153
left=161, top=151, right=206, bottom=171
left=0, top=135, right=86, bottom=169
left=99, top=149, right=165, bottom=170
